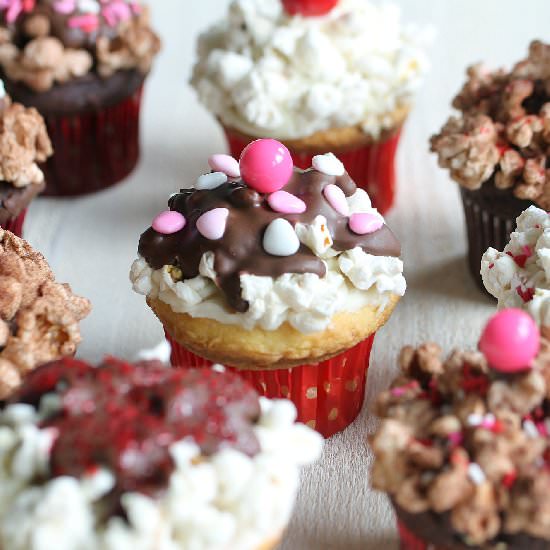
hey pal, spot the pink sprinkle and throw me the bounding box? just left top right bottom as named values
left=102, top=1, right=131, bottom=27
left=349, top=212, right=384, bottom=235
left=323, top=184, right=349, bottom=216
left=196, top=208, right=229, bottom=241
left=391, top=387, right=407, bottom=397
left=68, top=13, right=99, bottom=32
left=5, top=0, right=22, bottom=23
left=267, top=190, right=307, bottom=214
left=152, top=211, right=186, bottom=235
left=448, top=432, right=463, bottom=446
left=53, top=0, right=75, bottom=13
left=208, top=154, right=240, bottom=178
left=536, top=422, right=548, bottom=437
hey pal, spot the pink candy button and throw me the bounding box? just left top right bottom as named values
left=349, top=212, right=384, bottom=235
left=152, top=211, right=186, bottom=235
left=478, top=309, right=540, bottom=373
left=323, top=184, right=349, bottom=216
left=267, top=190, right=307, bottom=214
left=208, top=154, right=241, bottom=178
left=196, top=208, right=229, bottom=240
left=239, top=139, right=293, bottom=194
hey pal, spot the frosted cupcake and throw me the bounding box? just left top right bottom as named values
left=481, top=205, right=550, bottom=332
left=0, top=83, right=52, bottom=236
left=0, top=228, right=90, bottom=398
left=431, top=41, right=550, bottom=288
left=191, top=0, right=431, bottom=213
left=131, top=139, right=406, bottom=437
left=0, top=357, right=322, bottom=550
left=371, top=309, right=550, bottom=549
left=0, top=0, right=160, bottom=196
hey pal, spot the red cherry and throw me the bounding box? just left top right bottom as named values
left=282, top=0, right=339, bottom=17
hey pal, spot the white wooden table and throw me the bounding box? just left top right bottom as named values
left=23, top=1, right=550, bottom=548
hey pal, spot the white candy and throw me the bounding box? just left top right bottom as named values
left=467, top=463, right=486, bottom=486
left=195, top=172, right=228, bottom=190
left=77, top=0, right=100, bottom=13
left=263, top=219, right=300, bottom=257
left=312, top=153, right=345, bottom=177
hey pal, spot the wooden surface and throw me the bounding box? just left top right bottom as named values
left=23, top=1, right=550, bottom=548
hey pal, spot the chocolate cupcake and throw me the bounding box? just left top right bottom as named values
left=0, top=228, right=90, bottom=397
left=0, top=82, right=52, bottom=236
left=371, top=309, right=550, bottom=549
left=131, top=139, right=406, bottom=437
left=0, top=0, right=160, bottom=196
left=430, top=41, right=550, bottom=288
left=0, top=358, right=322, bottom=550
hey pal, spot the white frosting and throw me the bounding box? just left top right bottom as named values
left=481, top=206, right=550, bottom=327
left=191, top=0, right=431, bottom=139
left=131, top=188, right=406, bottom=334
left=0, top=397, right=323, bottom=550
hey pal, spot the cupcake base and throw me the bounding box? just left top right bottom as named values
left=166, top=331, right=374, bottom=438
left=460, top=181, right=533, bottom=291
left=0, top=209, right=26, bottom=237
left=223, top=125, right=403, bottom=215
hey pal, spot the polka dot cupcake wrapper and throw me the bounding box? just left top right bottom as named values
left=165, top=332, right=375, bottom=439
left=40, top=84, right=144, bottom=197
left=0, top=208, right=27, bottom=237
left=222, top=125, right=403, bottom=215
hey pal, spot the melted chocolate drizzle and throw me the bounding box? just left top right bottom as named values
left=138, top=168, right=402, bottom=312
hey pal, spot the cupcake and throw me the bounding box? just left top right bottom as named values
left=0, top=228, right=90, bottom=398
left=131, top=139, right=406, bottom=437
left=371, top=309, right=550, bottom=549
left=431, top=41, right=550, bottom=288
left=0, top=82, right=52, bottom=236
left=191, top=0, right=431, bottom=214
left=0, top=357, right=322, bottom=550
left=0, top=0, right=160, bottom=196
left=481, top=205, right=550, bottom=331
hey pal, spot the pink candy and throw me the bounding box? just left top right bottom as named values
left=349, top=212, right=384, bottom=235
left=323, top=184, right=349, bottom=216
left=53, top=0, right=75, bottom=13
left=152, top=211, right=186, bottom=235
left=239, top=139, right=293, bottom=194
left=208, top=154, right=241, bottom=178
left=479, top=309, right=540, bottom=373
left=196, top=208, right=229, bottom=240
left=267, top=190, right=306, bottom=214
left=68, top=14, right=99, bottom=32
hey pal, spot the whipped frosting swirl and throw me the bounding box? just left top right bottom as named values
left=191, top=0, right=431, bottom=139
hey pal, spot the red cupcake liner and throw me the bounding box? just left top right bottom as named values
left=0, top=209, right=27, bottom=237
left=165, top=331, right=375, bottom=438
left=223, top=127, right=402, bottom=215
left=41, top=86, right=144, bottom=197
left=398, top=520, right=444, bottom=550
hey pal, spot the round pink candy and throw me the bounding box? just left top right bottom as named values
left=349, top=212, right=383, bottom=235
left=239, top=139, right=293, bottom=194
left=208, top=154, right=240, bottom=178
left=268, top=190, right=306, bottom=214
left=478, top=309, right=540, bottom=373
left=152, top=210, right=186, bottom=234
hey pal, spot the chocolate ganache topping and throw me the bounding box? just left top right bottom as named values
left=7, top=357, right=261, bottom=518
left=138, top=145, right=401, bottom=313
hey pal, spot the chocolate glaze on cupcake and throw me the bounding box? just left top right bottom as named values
left=0, top=229, right=90, bottom=398
left=371, top=310, right=550, bottom=549
left=0, top=358, right=322, bottom=550
left=0, top=83, right=52, bottom=229
left=430, top=41, right=550, bottom=287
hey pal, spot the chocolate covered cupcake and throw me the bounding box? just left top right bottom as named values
left=430, top=41, right=550, bottom=288
left=0, top=228, right=90, bottom=397
left=131, top=139, right=406, bottom=437
left=0, top=82, right=52, bottom=236
left=0, top=0, right=160, bottom=196
left=371, top=309, right=550, bottom=549
left=0, top=358, right=322, bottom=550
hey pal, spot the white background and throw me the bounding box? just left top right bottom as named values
left=22, top=1, right=550, bottom=548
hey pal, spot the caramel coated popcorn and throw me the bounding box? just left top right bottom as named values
left=0, top=230, right=90, bottom=398
left=431, top=41, right=550, bottom=208
left=371, top=339, right=550, bottom=545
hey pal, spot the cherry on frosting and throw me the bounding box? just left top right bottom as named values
left=282, top=0, right=339, bottom=16
left=239, top=139, right=293, bottom=194
left=478, top=309, right=540, bottom=373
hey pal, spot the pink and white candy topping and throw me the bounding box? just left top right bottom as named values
left=239, top=139, right=293, bottom=194
left=196, top=208, right=229, bottom=240
left=152, top=210, right=186, bottom=235
left=267, top=190, right=306, bottom=215
left=349, top=212, right=384, bottom=235
left=208, top=154, right=241, bottom=178
left=479, top=309, right=540, bottom=373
